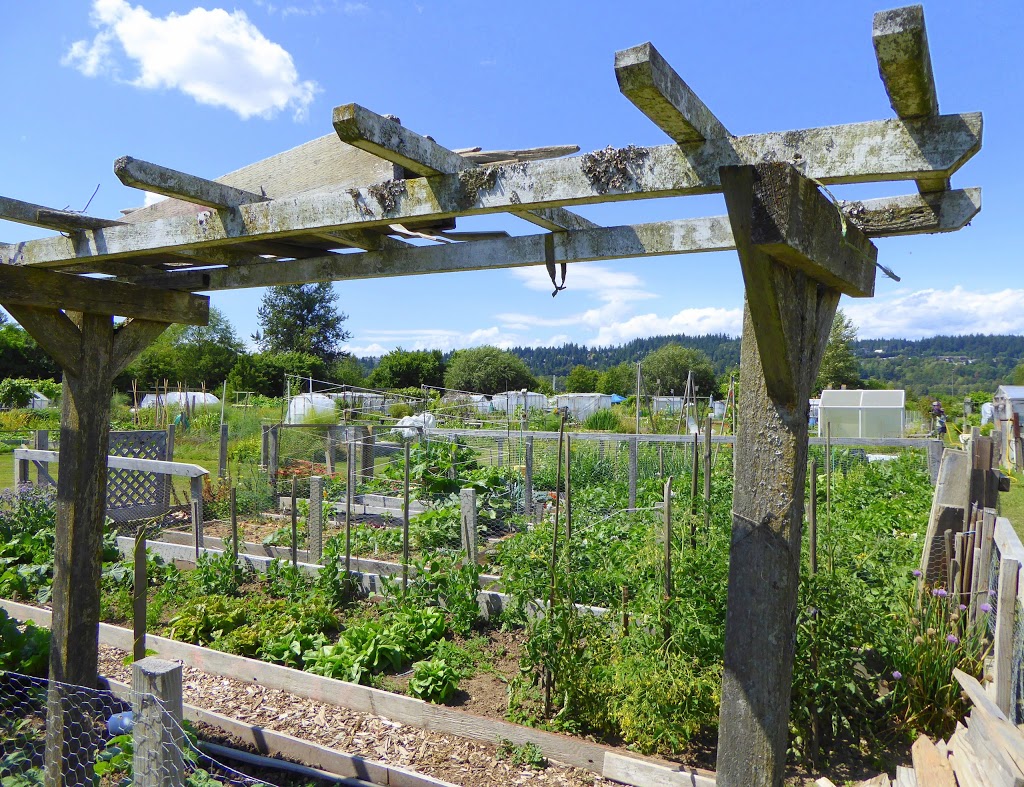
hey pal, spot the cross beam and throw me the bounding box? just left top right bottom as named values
left=716, top=163, right=877, bottom=786
left=0, top=195, right=124, bottom=232
left=4, top=112, right=981, bottom=270
left=127, top=187, right=978, bottom=291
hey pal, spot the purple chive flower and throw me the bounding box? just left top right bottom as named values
left=912, top=570, right=922, bottom=577
left=959, top=604, right=967, bottom=611
left=989, top=589, right=997, bottom=597
left=980, top=603, right=993, bottom=613
left=946, top=634, right=959, bottom=644
left=891, top=671, right=902, bottom=680
left=932, top=588, right=948, bottom=597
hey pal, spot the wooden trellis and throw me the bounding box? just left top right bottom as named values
left=0, top=6, right=981, bottom=786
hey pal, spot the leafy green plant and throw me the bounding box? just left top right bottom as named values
left=264, top=558, right=311, bottom=598
left=408, top=657, right=460, bottom=703
left=0, top=608, right=49, bottom=676
left=193, top=542, right=251, bottom=596
left=496, top=738, right=547, bottom=769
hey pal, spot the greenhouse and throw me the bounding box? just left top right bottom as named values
left=817, top=388, right=906, bottom=439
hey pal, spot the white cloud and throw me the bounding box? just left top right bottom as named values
left=844, top=286, right=1024, bottom=339
left=142, top=191, right=165, bottom=207
left=63, top=0, right=318, bottom=120
left=343, top=2, right=368, bottom=13
left=348, top=326, right=520, bottom=355
left=590, top=306, right=743, bottom=346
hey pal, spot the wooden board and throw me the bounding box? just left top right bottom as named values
left=910, top=735, right=956, bottom=787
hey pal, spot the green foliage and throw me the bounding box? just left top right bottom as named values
left=444, top=346, right=536, bottom=395
left=255, top=283, right=351, bottom=364
left=0, top=379, right=34, bottom=408
left=564, top=365, right=598, bottom=393
left=0, top=608, right=49, bottom=676
left=388, top=555, right=482, bottom=637
left=264, top=558, right=311, bottom=598
left=408, top=657, right=460, bottom=702
left=496, top=739, right=547, bottom=769
left=192, top=542, right=252, bottom=596
left=369, top=348, right=444, bottom=389
left=642, top=344, right=717, bottom=398
left=0, top=324, right=60, bottom=382
left=582, top=408, right=620, bottom=431
left=0, top=486, right=58, bottom=603
left=595, top=362, right=637, bottom=397
left=225, top=351, right=327, bottom=397
left=815, top=309, right=860, bottom=394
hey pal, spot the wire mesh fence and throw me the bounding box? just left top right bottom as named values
left=0, top=670, right=281, bottom=786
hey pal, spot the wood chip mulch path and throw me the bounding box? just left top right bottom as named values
left=97, top=645, right=611, bottom=787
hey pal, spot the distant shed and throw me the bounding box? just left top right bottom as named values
left=994, top=385, right=1024, bottom=423
left=817, top=389, right=905, bottom=439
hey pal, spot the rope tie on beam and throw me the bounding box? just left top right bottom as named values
left=544, top=233, right=567, bottom=297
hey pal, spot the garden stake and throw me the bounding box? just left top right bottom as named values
left=663, top=476, right=673, bottom=645
left=564, top=433, right=573, bottom=607
left=808, top=460, right=817, bottom=575
left=345, top=437, right=353, bottom=587
left=690, top=433, right=698, bottom=549
left=703, top=415, right=712, bottom=533
left=544, top=411, right=566, bottom=718
left=133, top=526, right=147, bottom=663
left=230, top=486, right=238, bottom=564
left=403, top=440, right=411, bottom=594
left=291, top=476, right=298, bottom=569
left=825, top=422, right=833, bottom=572
left=944, top=529, right=954, bottom=591
left=658, top=445, right=664, bottom=478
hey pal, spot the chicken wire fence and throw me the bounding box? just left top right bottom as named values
left=0, top=671, right=278, bottom=787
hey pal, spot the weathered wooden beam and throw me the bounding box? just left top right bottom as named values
left=615, top=42, right=730, bottom=143
left=458, top=144, right=579, bottom=165
left=112, top=318, right=172, bottom=376
left=0, top=195, right=124, bottom=232
left=7, top=112, right=981, bottom=269
left=333, top=103, right=596, bottom=232
left=0, top=263, right=209, bottom=324
left=114, top=156, right=269, bottom=209
left=1, top=305, right=82, bottom=376
left=133, top=188, right=973, bottom=291
left=873, top=5, right=948, bottom=193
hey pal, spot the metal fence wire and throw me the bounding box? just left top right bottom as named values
left=0, top=671, right=279, bottom=786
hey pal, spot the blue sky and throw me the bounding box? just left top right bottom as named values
left=1, top=0, right=1020, bottom=356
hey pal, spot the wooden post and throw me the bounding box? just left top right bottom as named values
left=808, top=460, right=818, bottom=575
left=927, top=438, right=943, bottom=485
left=524, top=435, right=534, bottom=522
left=268, top=425, right=279, bottom=494
left=497, top=437, right=504, bottom=467
left=703, top=414, right=712, bottom=532
left=325, top=426, right=336, bottom=475
left=993, top=556, right=1019, bottom=716
left=545, top=413, right=566, bottom=717
left=218, top=423, right=228, bottom=480
left=190, top=475, right=204, bottom=559
left=628, top=436, right=638, bottom=510
left=290, top=476, right=298, bottom=569
left=261, top=425, right=269, bottom=468
left=132, top=658, right=185, bottom=787
left=133, top=530, right=147, bottom=663
left=460, top=487, right=478, bottom=565
left=345, top=438, right=353, bottom=579
left=663, top=476, right=673, bottom=644
left=690, top=433, right=699, bottom=548
left=658, top=445, right=664, bottom=479
left=716, top=162, right=876, bottom=786
left=952, top=532, right=964, bottom=604
left=309, top=475, right=323, bottom=564
left=355, top=425, right=375, bottom=481
left=565, top=434, right=572, bottom=545
left=34, top=429, right=49, bottom=485
left=973, top=509, right=996, bottom=621
left=229, top=486, right=238, bottom=562
left=402, top=441, right=411, bottom=593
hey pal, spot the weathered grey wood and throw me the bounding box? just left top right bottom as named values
left=115, top=157, right=270, bottom=210
left=602, top=752, right=715, bottom=787
left=3, top=305, right=81, bottom=375
left=911, top=735, right=956, bottom=787
left=0, top=262, right=209, bottom=324
left=615, top=42, right=730, bottom=144
left=524, top=436, right=534, bottom=522
left=873, top=5, right=947, bottom=192
left=332, top=103, right=594, bottom=234
left=703, top=415, right=712, bottom=532
left=191, top=475, right=205, bottom=557
left=720, top=163, right=875, bottom=405
left=0, top=195, right=124, bottom=232
left=975, top=508, right=996, bottom=622
left=34, top=430, right=49, bottom=486
left=132, top=658, right=185, bottom=787
left=133, top=532, right=147, bottom=663
left=218, top=423, right=228, bottom=479
left=459, top=144, right=580, bottom=165
left=308, top=475, right=323, bottom=564
left=8, top=113, right=981, bottom=270
left=13, top=448, right=209, bottom=478
left=460, top=487, right=478, bottom=565
left=993, top=557, right=1019, bottom=715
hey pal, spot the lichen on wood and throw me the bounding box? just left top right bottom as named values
left=367, top=180, right=406, bottom=213
left=581, top=146, right=648, bottom=194
left=457, top=167, right=499, bottom=209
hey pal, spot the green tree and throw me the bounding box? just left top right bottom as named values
left=596, top=362, right=637, bottom=397
left=815, top=309, right=860, bottom=394
left=1012, top=363, right=1024, bottom=386
left=332, top=356, right=366, bottom=386
left=0, top=324, right=60, bottom=381
left=225, top=352, right=327, bottom=397
left=564, top=364, right=599, bottom=393
left=0, top=378, right=34, bottom=408
left=641, top=344, right=717, bottom=398
left=368, top=348, right=444, bottom=389
left=254, top=283, right=351, bottom=364
left=444, top=346, right=536, bottom=395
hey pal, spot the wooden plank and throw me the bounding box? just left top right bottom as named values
left=721, top=163, right=878, bottom=298
left=0, top=262, right=209, bottom=324
left=459, top=144, right=579, bottom=165
left=141, top=188, right=972, bottom=292
left=7, top=112, right=982, bottom=269
left=614, top=42, right=730, bottom=143
left=2, top=305, right=82, bottom=375
left=910, top=735, right=955, bottom=787
left=994, top=557, right=1019, bottom=715
left=0, top=195, right=124, bottom=231
left=602, top=751, right=715, bottom=787
left=13, top=448, right=209, bottom=478
left=332, top=103, right=595, bottom=233
left=115, top=156, right=269, bottom=209
left=873, top=5, right=947, bottom=192
left=961, top=719, right=1024, bottom=786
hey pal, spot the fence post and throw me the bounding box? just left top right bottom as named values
left=229, top=486, right=238, bottom=562
left=325, top=426, right=337, bottom=475
left=290, top=476, right=298, bottom=568
left=973, top=508, right=996, bottom=621
left=261, top=425, right=269, bottom=468
left=703, top=415, right=713, bottom=532
left=460, top=487, right=478, bottom=565
left=218, top=423, right=228, bottom=480
left=309, top=475, right=323, bottom=564
left=809, top=459, right=818, bottom=575
left=356, top=426, right=375, bottom=481
left=190, top=475, right=204, bottom=559
left=993, top=556, right=1019, bottom=715
left=927, top=439, right=943, bottom=486
left=268, top=425, right=279, bottom=494
left=345, top=438, right=354, bottom=579
left=13, top=451, right=25, bottom=487
left=34, top=429, right=49, bottom=485
left=628, top=437, right=638, bottom=510
left=565, top=434, right=572, bottom=545
left=132, top=657, right=185, bottom=787
left=497, top=437, right=504, bottom=467
left=402, top=441, right=411, bottom=592
left=524, top=435, right=534, bottom=522
left=133, top=531, right=147, bottom=663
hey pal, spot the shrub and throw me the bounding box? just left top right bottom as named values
left=582, top=408, right=620, bottom=431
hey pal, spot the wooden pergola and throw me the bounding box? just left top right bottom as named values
left=0, top=6, right=981, bottom=786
